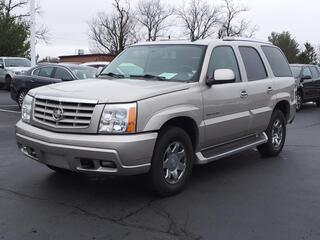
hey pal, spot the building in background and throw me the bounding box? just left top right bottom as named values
left=59, top=53, right=116, bottom=64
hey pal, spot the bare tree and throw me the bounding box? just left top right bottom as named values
left=218, top=0, right=257, bottom=39
left=89, top=0, right=137, bottom=55
left=136, top=0, right=174, bottom=41
left=0, top=0, right=49, bottom=42
left=0, top=0, right=29, bottom=19
left=176, top=0, right=220, bottom=41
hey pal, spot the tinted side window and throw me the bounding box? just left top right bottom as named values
left=207, top=46, right=241, bottom=82
left=310, top=66, right=319, bottom=79
left=38, top=67, right=54, bottom=78
left=261, top=46, right=291, bottom=77
left=0, top=58, right=3, bottom=64
left=54, top=67, right=73, bottom=81
left=302, top=67, right=312, bottom=77
left=239, top=46, right=267, bottom=81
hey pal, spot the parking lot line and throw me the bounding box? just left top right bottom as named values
left=0, top=109, right=21, bottom=114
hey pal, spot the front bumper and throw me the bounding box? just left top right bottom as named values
left=16, top=121, right=158, bottom=175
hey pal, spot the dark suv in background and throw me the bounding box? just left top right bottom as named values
left=290, top=64, right=320, bottom=111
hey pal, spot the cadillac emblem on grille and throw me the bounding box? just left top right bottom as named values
left=52, top=107, right=64, bottom=121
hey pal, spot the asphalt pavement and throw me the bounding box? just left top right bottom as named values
left=0, top=89, right=319, bottom=240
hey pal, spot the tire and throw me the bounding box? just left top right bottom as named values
left=150, top=127, right=194, bottom=196
left=4, top=75, right=12, bottom=91
left=316, top=99, right=320, bottom=108
left=296, top=91, right=302, bottom=112
left=17, top=89, right=28, bottom=109
left=258, top=110, right=286, bottom=157
left=46, top=165, right=71, bottom=174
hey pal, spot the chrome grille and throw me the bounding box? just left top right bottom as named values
left=33, top=97, right=95, bottom=128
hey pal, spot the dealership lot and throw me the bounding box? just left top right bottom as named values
left=0, top=90, right=320, bottom=240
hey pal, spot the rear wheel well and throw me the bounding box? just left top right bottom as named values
left=297, top=88, right=303, bottom=98
left=274, top=101, right=290, bottom=121
left=159, top=117, right=199, bottom=151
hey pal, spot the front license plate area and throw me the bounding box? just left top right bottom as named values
left=44, top=153, right=69, bottom=169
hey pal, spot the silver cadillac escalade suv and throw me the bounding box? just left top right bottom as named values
left=16, top=38, right=296, bottom=196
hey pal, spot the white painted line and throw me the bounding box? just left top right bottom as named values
left=0, top=104, right=18, bottom=107
left=0, top=109, right=21, bottom=114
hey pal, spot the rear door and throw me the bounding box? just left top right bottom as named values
left=202, top=45, right=250, bottom=147
left=30, top=66, right=56, bottom=88
left=239, top=46, right=274, bottom=134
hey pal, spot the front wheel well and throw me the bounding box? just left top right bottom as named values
left=159, top=117, right=199, bottom=151
left=274, top=100, right=290, bottom=121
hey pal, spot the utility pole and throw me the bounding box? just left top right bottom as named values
left=30, top=0, right=36, bottom=66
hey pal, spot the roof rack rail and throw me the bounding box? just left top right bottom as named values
left=223, top=37, right=271, bottom=45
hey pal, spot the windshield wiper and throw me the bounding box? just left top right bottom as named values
left=129, top=74, right=166, bottom=81
left=99, top=72, right=124, bottom=78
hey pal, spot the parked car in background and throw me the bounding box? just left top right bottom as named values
left=290, top=64, right=320, bottom=111
left=0, top=57, right=31, bottom=90
left=81, top=61, right=110, bottom=74
left=16, top=39, right=295, bottom=196
left=11, top=64, right=97, bottom=108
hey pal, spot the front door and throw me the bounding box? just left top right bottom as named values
left=302, top=66, right=315, bottom=100
left=202, top=45, right=250, bottom=148
left=309, top=66, right=320, bottom=99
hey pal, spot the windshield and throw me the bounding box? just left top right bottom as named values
left=101, top=44, right=207, bottom=82
left=4, top=58, right=31, bottom=67
left=70, top=66, right=97, bottom=79
left=290, top=66, right=302, bottom=78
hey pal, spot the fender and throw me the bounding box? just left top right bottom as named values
left=142, top=104, right=202, bottom=132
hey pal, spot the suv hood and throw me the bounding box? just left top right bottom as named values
left=29, top=78, right=190, bottom=103
left=6, top=67, right=31, bottom=73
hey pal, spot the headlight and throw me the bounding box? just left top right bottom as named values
left=99, top=103, right=137, bottom=134
left=21, top=95, right=33, bottom=123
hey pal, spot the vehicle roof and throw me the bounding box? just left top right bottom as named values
left=132, top=37, right=272, bottom=47
left=32, top=63, right=96, bottom=69
left=290, top=64, right=319, bottom=67
left=81, top=61, right=110, bottom=65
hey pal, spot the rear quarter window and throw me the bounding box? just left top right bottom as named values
left=262, top=46, right=292, bottom=77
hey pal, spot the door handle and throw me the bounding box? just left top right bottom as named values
left=240, top=90, right=248, bottom=98
left=267, top=87, right=273, bottom=94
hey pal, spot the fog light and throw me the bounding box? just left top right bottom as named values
left=80, top=159, right=95, bottom=169
left=20, top=145, right=38, bottom=159
left=100, top=160, right=116, bottom=168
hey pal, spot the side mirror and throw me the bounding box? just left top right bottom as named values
left=207, top=69, right=236, bottom=86
left=301, top=75, right=312, bottom=81
left=0, top=63, right=4, bottom=69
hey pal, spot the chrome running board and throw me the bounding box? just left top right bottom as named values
left=195, top=132, right=268, bottom=165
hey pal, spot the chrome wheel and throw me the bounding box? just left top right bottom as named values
left=296, top=92, right=302, bottom=111
left=18, top=90, right=27, bottom=108
left=162, top=142, right=186, bottom=185
left=271, top=119, right=283, bottom=149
